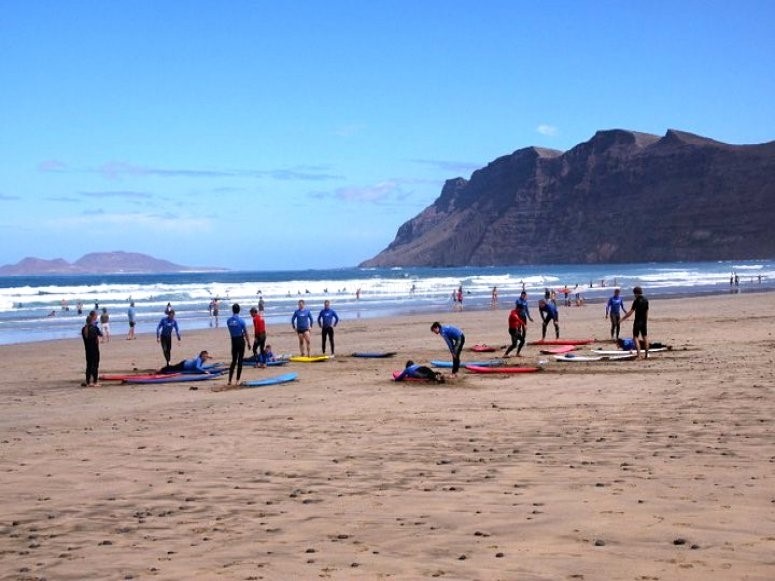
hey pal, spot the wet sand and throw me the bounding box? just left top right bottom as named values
left=0, top=293, right=773, bottom=580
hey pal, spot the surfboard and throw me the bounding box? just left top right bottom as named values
left=529, top=338, right=594, bottom=346
left=242, top=372, right=298, bottom=387
left=123, top=373, right=221, bottom=384
left=351, top=352, right=397, bottom=358
left=553, top=353, right=637, bottom=362
left=591, top=348, right=668, bottom=355
left=465, top=365, right=542, bottom=374
left=100, top=372, right=183, bottom=382
left=243, top=356, right=289, bottom=366
left=539, top=345, right=577, bottom=355
left=470, top=344, right=497, bottom=352
left=431, top=360, right=504, bottom=368
left=289, top=355, right=330, bottom=363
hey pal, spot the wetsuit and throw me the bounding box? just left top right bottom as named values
left=291, top=307, right=313, bottom=333
left=632, top=294, right=649, bottom=340
left=156, top=316, right=181, bottom=365
left=161, top=355, right=209, bottom=374
left=515, top=296, right=532, bottom=342
left=439, top=325, right=465, bottom=374
left=503, top=309, right=526, bottom=356
left=227, top=313, right=249, bottom=383
left=252, top=313, right=267, bottom=361
left=317, top=307, right=339, bottom=355
left=606, top=294, right=627, bottom=340
left=82, top=321, right=102, bottom=385
left=539, top=302, right=560, bottom=340
left=394, top=364, right=442, bottom=382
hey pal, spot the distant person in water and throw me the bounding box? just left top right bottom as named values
left=621, top=286, right=649, bottom=359
left=226, top=303, right=251, bottom=385
left=538, top=299, right=560, bottom=340
left=605, top=288, right=627, bottom=341
left=161, top=351, right=214, bottom=374
left=99, top=307, right=111, bottom=342
left=291, top=299, right=314, bottom=357
left=431, top=322, right=465, bottom=375
left=156, top=309, right=181, bottom=366
left=127, top=301, right=136, bottom=340
left=317, top=299, right=339, bottom=356
left=81, top=310, right=102, bottom=387
left=503, top=305, right=526, bottom=357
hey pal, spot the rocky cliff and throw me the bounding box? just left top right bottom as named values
left=360, top=129, right=775, bottom=266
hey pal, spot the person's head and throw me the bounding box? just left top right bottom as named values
left=430, top=322, right=441, bottom=334
left=130, top=301, right=135, bottom=307
left=87, top=310, right=97, bottom=323
left=324, top=299, right=330, bottom=308
left=405, top=360, right=415, bottom=368
left=520, top=291, right=527, bottom=298
left=102, top=307, right=107, bottom=313
left=298, top=299, right=305, bottom=308
left=199, top=350, right=211, bottom=360
left=167, top=309, right=175, bottom=318
left=264, top=343, right=271, bottom=351
left=613, top=288, right=620, bottom=296
left=232, top=303, right=240, bottom=314
left=250, top=307, right=257, bottom=315
left=538, top=299, right=546, bottom=307
left=633, top=286, right=643, bottom=296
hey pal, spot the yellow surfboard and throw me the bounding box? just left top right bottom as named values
left=289, top=355, right=330, bottom=363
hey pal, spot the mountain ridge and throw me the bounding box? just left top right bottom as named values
left=361, top=128, right=775, bottom=267
left=0, top=251, right=225, bottom=276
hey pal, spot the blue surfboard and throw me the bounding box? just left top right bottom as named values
left=241, top=372, right=298, bottom=388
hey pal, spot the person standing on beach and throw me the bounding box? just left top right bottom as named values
left=250, top=306, right=267, bottom=367
left=621, top=286, right=649, bottom=359
left=491, top=286, right=498, bottom=308
left=605, top=288, right=627, bottom=341
left=515, top=291, right=534, bottom=342
left=127, top=301, right=137, bottom=340
left=81, top=310, right=102, bottom=387
left=431, top=321, right=465, bottom=375
left=99, top=307, right=111, bottom=342
left=317, top=299, right=340, bottom=356
left=226, top=303, right=251, bottom=385
left=503, top=305, right=526, bottom=357
left=538, top=299, right=560, bottom=340
left=291, top=299, right=314, bottom=357
left=156, top=309, right=181, bottom=366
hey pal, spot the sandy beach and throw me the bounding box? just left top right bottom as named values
left=0, top=292, right=773, bottom=580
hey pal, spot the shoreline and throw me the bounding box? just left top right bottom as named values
left=1, top=283, right=773, bottom=347
left=0, top=292, right=773, bottom=578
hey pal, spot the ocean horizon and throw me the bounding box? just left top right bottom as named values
left=0, top=259, right=772, bottom=346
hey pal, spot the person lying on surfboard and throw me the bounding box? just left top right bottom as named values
left=394, top=360, right=445, bottom=383
left=160, top=351, right=214, bottom=374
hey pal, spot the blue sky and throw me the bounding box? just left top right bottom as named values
left=1, top=1, right=773, bottom=270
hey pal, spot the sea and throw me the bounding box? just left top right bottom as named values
left=0, top=260, right=772, bottom=346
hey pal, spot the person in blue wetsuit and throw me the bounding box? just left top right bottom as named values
left=394, top=360, right=445, bottom=383
left=291, top=299, right=314, bottom=357
left=156, top=310, right=181, bottom=366
left=161, top=351, right=214, bottom=374
left=515, top=291, right=534, bottom=343
left=431, top=322, right=465, bottom=375
left=317, top=299, right=340, bottom=356
left=226, top=303, right=251, bottom=385
left=605, top=288, right=627, bottom=341
left=538, top=299, right=560, bottom=340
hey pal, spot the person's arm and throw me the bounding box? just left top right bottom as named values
left=317, top=311, right=323, bottom=328
left=307, top=311, right=314, bottom=328
left=291, top=310, right=297, bottom=329
left=333, top=310, right=339, bottom=326
left=156, top=319, right=162, bottom=339
left=174, top=321, right=181, bottom=340
left=621, top=304, right=634, bottom=322
left=605, top=298, right=611, bottom=318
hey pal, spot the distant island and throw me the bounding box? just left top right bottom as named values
left=360, top=128, right=775, bottom=267
left=0, top=252, right=226, bottom=276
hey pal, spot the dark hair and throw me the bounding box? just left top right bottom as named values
left=250, top=307, right=257, bottom=314
left=405, top=360, right=415, bottom=368
left=633, top=286, right=643, bottom=295
left=430, top=322, right=441, bottom=332
left=232, top=303, right=240, bottom=313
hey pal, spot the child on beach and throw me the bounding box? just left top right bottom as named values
left=605, top=288, right=627, bottom=341
left=503, top=306, right=526, bottom=357
left=394, top=360, right=445, bottom=383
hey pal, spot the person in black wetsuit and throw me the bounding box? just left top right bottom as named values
left=621, top=286, right=649, bottom=359
left=81, top=310, right=103, bottom=387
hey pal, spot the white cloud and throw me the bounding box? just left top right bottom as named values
left=536, top=124, right=558, bottom=136
left=45, top=211, right=212, bottom=232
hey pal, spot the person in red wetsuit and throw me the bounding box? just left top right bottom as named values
left=503, top=307, right=526, bottom=357
left=250, top=306, right=267, bottom=367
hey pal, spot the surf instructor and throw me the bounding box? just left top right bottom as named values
left=156, top=309, right=181, bottom=366
left=431, top=321, right=465, bottom=375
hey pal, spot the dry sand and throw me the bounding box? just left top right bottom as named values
left=0, top=293, right=773, bottom=580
